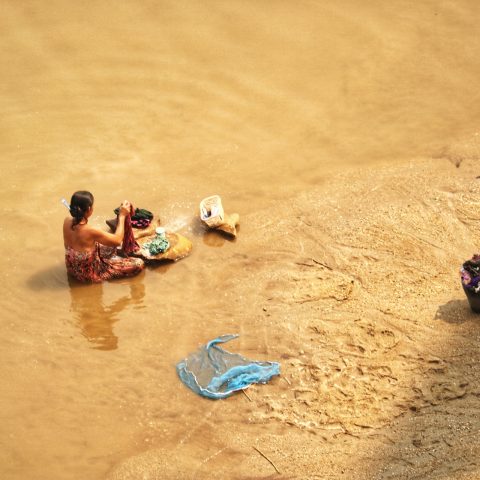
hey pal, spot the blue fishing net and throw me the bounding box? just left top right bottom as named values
left=176, top=334, right=281, bottom=399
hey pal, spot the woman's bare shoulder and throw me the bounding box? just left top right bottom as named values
left=63, top=217, right=74, bottom=234
left=83, top=224, right=105, bottom=236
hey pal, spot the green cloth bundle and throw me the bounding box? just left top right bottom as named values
left=113, top=207, right=153, bottom=220
left=145, top=235, right=170, bottom=255
left=113, top=207, right=154, bottom=229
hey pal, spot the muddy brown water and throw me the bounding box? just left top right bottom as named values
left=2, top=1, right=480, bottom=479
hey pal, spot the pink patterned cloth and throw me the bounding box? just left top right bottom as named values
left=121, top=208, right=139, bottom=255
left=65, top=243, right=144, bottom=283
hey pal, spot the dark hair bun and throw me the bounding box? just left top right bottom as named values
left=69, top=190, right=94, bottom=229
left=70, top=205, right=82, bottom=217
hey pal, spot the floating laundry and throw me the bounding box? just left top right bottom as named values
left=176, top=334, right=280, bottom=399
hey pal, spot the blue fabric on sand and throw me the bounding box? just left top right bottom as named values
left=176, top=334, right=280, bottom=399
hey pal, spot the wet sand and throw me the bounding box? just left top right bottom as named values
left=1, top=1, right=480, bottom=479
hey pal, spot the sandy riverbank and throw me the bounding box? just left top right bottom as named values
left=104, top=157, right=480, bottom=479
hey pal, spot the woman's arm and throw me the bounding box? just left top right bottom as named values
left=89, top=200, right=130, bottom=247
left=90, top=216, right=125, bottom=247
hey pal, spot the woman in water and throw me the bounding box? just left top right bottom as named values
left=63, top=191, right=144, bottom=283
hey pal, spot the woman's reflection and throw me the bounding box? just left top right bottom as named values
left=68, top=279, right=145, bottom=351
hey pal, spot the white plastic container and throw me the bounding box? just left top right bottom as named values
left=155, top=227, right=166, bottom=237
left=200, top=195, right=225, bottom=228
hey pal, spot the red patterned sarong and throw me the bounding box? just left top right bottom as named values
left=65, top=243, right=144, bottom=283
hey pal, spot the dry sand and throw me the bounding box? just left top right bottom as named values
left=104, top=157, right=480, bottom=480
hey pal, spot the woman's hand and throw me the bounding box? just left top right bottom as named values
left=119, top=200, right=131, bottom=217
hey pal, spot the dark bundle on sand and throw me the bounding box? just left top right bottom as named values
left=460, top=255, right=480, bottom=312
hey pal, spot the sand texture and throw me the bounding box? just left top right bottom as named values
left=104, top=158, right=480, bottom=480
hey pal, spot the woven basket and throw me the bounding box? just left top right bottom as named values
left=200, top=195, right=225, bottom=228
